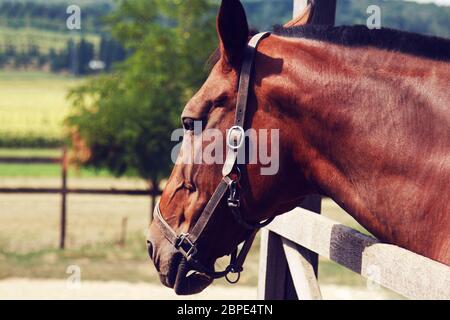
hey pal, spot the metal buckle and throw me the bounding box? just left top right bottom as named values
left=226, top=126, right=245, bottom=151
left=228, top=198, right=240, bottom=208
left=175, top=234, right=197, bottom=258
left=227, top=180, right=240, bottom=208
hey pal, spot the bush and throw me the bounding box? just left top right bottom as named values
left=66, top=0, right=217, bottom=184
left=0, top=134, right=63, bottom=148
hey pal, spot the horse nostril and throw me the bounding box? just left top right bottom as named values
left=147, top=240, right=154, bottom=259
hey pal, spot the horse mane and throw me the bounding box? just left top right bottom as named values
left=273, top=24, right=450, bottom=62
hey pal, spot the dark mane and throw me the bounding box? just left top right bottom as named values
left=273, top=25, right=450, bottom=62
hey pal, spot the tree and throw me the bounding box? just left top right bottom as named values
left=5, top=44, right=16, bottom=58
left=77, top=39, right=95, bottom=75
left=99, top=36, right=126, bottom=71
left=0, top=52, right=8, bottom=67
left=66, top=0, right=217, bottom=203
left=14, top=50, right=32, bottom=68
left=49, top=47, right=69, bottom=72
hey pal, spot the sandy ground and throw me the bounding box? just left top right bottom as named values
left=0, top=278, right=398, bottom=300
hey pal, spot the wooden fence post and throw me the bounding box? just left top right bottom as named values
left=118, top=217, right=128, bottom=246
left=258, top=230, right=298, bottom=300
left=0, top=150, right=162, bottom=249
left=59, top=147, right=68, bottom=249
left=149, top=179, right=158, bottom=223
left=293, top=0, right=308, bottom=17
left=309, top=0, right=337, bottom=25
left=281, top=238, right=322, bottom=299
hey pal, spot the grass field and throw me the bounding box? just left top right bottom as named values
left=0, top=148, right=112, bottom=177
left=0, top=148, right=60, bottom=157
left=0, top=26, right=100, bottom=54
left=0, top=163, right=112, bottom=178
left=0, top=71, right=82, bottom=142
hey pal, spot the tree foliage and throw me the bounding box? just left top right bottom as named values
left=66, top=0, right=217, bottom=183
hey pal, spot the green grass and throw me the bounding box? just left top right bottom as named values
left=0, top=148, right=112, bottom=177
left=0, top=71, right=82, bottom=142
left=0, top=26, right=100, bottom=54
left=0, top=71, right=73, bottom=81
left=0, top=163, right=112, bottom=178
left=0, top=163, right=62, bottom=177
left=0, top=148, right=61, bottom=157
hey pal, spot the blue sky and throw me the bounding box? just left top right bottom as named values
left=405, top=0, right=450, bottom=5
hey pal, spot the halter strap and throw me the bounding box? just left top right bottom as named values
left=223, top=31, right=271, bottom=177
left=235, top=32, right=271, bottom=127
left=154, top=32, right=272, bottom=281
left=154, top=176, right=232, bottom=247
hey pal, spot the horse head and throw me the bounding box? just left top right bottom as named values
left=147, top=0, right=316, bottom=295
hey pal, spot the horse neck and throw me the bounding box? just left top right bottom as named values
left=257, top=36, right=450, bottom=263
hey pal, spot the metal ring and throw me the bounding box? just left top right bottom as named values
left=226, top=126, right=245, bottom=150
left=225, top=271, right=241, bottom=284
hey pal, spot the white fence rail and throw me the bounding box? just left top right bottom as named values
left=258, top=208, right=450, bottom=300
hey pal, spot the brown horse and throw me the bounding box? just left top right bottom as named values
left=147, top=0, right=450, bottom=295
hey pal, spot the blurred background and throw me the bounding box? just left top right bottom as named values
left=0, top=0, right=449, bottom=300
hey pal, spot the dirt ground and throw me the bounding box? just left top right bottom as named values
left=0, top=278, right=399, bottom=300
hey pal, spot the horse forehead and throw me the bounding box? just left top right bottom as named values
left=182, top=74, right=236, bottom=118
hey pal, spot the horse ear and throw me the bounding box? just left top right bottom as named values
left=217, top=0, right=249, bottom=67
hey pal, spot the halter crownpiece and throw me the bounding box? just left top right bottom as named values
left=154, top=32, right=273, bottom=284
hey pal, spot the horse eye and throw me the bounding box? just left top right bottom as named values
left=182, top=118, right=196, bottom=131
left=213, top=96, right=227, bottom=107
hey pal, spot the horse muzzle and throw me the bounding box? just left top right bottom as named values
left=172, top=256, right=214, bottom=295
left=147, top=238, right=213, bottom=295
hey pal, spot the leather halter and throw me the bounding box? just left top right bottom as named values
left=154, top=32, right=273, bottom=283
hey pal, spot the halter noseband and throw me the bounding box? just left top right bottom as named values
left=153, top=32, right=273, bottom=284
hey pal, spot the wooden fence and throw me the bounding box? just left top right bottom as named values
left=258, top=207, right=450, bottom=300
left=0, top=148, right=160, bottom=249
left=257, top=0, right=450, bottom=301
